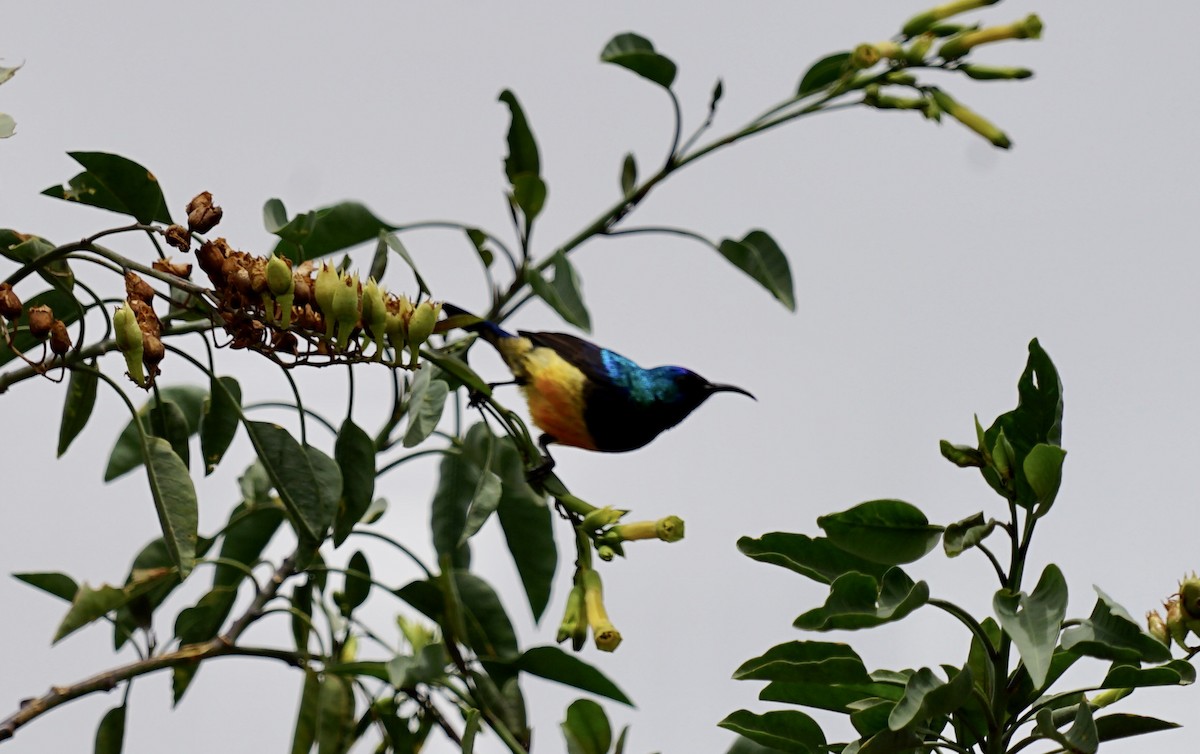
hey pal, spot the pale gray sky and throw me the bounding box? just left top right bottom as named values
left=4, top=2, right=1200, bottom=752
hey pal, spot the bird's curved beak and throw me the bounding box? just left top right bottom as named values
left=706, top=382, right=757, bottom=401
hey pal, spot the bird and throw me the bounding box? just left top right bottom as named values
left=442, top=304, right=755, bottom=464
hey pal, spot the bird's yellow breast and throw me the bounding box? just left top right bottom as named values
left=497, top=337, right=596, bottom=450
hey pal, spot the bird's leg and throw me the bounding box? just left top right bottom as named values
left=526, top=434, right=558, bottom=484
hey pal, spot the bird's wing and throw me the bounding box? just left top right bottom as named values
left=519, top=330, right=613, bottom=384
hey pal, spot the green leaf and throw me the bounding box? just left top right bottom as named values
left=267, top=199, right=397, bottom=264
left=213, top=503, right=283, bottom=591
left=599, top=33, right=677, bottom=89
left=94, top=704, right=126, bottom=754
left=333, top=419, right=376, bottom=546
left=465, top=228, right=495, bottom=269
left=150, top=400, right=192, bottom=470
left=316, top=674, right=356, bottom=754
left=737, top=533, right=889, bottom=585
left=512, top=173, right=548, bottom=223
left=112, top=535, right=215, bottom=649
left=562, top=699, right=612, bottom=754
left=734, top=641, right=871, bottom=685
left=726, top=736, right=789, bottom=754
left=457, top=572, right=519, bottom=661
left=942, top=512, right=996, bottom=557
left=200, top=376, right=241, bottom=475
left=760, top=680, right=904, bottom=714
left=430, top=447, right=476, bottom=568
left=1102, top=660, right=1196, bottom=689
left=1025, top=443, right=1067, bottom=516
left=172, top=664, right=200, bottom=706
left=798, top=52, right=852, bottom=95
left=42, top=152, right=171, bottom=225
left=888, top=666, right=972, bottom=731
left=144, top=437, right=199, bottom=575
left=494, top=438, right=556, bottom=621
left=291, top=670, right=321, bottom=754
left=13, top=571, right=78, bottom=602
left=718, top=710, right=826, bottom=754
left=526, top=251, right=591, bottom=331
left=620, top=153, right=637, bottom=198
left=0, top=230, right=75, bottom=291
left=1061, top=587, right=1172, bottom=664
left=174, top=587, right=236, bottom=645
left=397, top=572, right=520, bottom=661
left=53, top=568, right=175, bottom=644
left=794, top=568, right=929, bottom=631
left=0, top=288, right=83, bottom=368
left=498, top=90, right=540, bottom=182
left=515, top=646, right=632, bottom=706
left=244, top=422, right=340, bottom=540
left=818, top=500, right=943, bottom=565
left=57, top=363, right=98, bottom=456
left=105, top=385, right=207, bottom=481
left=1036, top=703, right=1098, bottom=754
left=382, top=233, right=431, bottom=298
left=1094, top=713, right=1181, bottom=742
left=984, top=339, right=1064, bottom=509
left=368, top=233, right=389, bottom=283
left=717, top=231, right=796, bottom=311
left=402, top=366, right=450, bottom=448
left=461, top=467, right=502, bottom=545
left=993, top=563, right=1067, bottom=690
left=385, top=643, right=449, bottom=688
left=338, top=550, right=371, bottom=617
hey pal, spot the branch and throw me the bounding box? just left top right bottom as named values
left=0, top=554, right=298, bottom=742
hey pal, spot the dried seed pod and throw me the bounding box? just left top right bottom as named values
left=142, top=333, right=165, bottom=379
left=49, top=319, right=71, bottom=355
left=196, top=239, right=227, bottom=279
left=186, top=191, right=223, bottom=233
left=125, top=271, right=155, bottom=303
left=27, top=305, right=54, bottom=339
left=164, top=224, right=192, bottom=252
left=129, top=298, right=162, bottom=338
left=152, top=257, right=193, bottom=279
left=0, top=282, right=22, bottom=320
left=292, top=274, right=312, bottom=307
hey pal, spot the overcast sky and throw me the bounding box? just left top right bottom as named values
left=4, top=1, right=1200, bottom=753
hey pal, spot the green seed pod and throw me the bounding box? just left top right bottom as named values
left=1179, top=575, right=1200, bottom=621
left=361, top=278, right=388, bottom=358
left=405, top=300, right=442, bottom=367
left=113, top=303, right=146, bottom=385
left=1166, top=599, right=1189, bottom=649
left=314, top=262, right=340, bottom=339
left=331, top=274, right=361, bottom=348
left=266, top=254, right=293, bottom=296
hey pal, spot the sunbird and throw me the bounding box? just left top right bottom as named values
left=442, top=304, right=755, bottom=462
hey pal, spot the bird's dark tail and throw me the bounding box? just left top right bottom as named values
left=441, top=303, right=513, bottom=345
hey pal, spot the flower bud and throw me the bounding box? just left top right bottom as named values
left=186, top=191, right=223, bottom=233
left=265, top=255, right=295, bottom=328
left=901, top=0, right=1000, bottom=38
left=991, top=429, right=1014, bottom=479
left=959, top=64, right=1034, bottom=81
left=931, top=89, right=1011, bottom=149
left=597, top=545, right=616, bottom=562
left=0, top=282, right=22, bottom=320
left=27, top=305, right=54, bottom=340
left=938, top=14, right=1043, bottom=61
left=340, top=634, right=358, bottom=663
left=906, top=33, right=935, bottom=63
left=580, top=505, right=627, bottom=531
left=850, top=44, right=881, bottom=70
left=113, top=303, right=146, bottom=384
left=581, top=569, right=621, bottom=652
left=49, top=319, right=71, bottom=356
left=556, top=584, right=588, bottom=652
